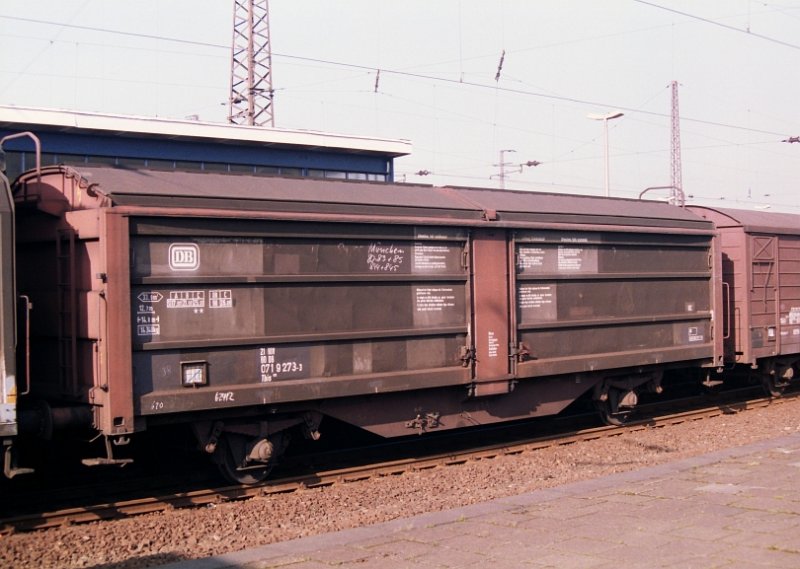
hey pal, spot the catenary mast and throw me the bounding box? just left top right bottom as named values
left=670, top=80, right=684, bottom=206
left=228, top=0, right=275, bottom=127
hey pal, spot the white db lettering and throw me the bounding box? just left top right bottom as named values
left=169, top=243, right=200, bottom=271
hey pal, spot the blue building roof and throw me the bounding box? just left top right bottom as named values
left=0, top=106, right=411, bottom=180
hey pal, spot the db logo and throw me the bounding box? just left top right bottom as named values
left=169, top=243, right=200, bottom=271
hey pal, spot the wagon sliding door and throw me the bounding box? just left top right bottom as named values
left=128, top=218, right=473, bottom=417
left=513, top=230, right=716, bottom=378
left=749, top=234, right=800, bottom=358
left=748, top=235, right=779, bottom=357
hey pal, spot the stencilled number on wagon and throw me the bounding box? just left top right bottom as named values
left=263, top=361, right=304, bottom=374
left=258, top=347, right=310, bottom=382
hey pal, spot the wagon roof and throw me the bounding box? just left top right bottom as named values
left=20, top=166, right=714, bottom=231
left=687, top=206, right=800, bottom=235
left=447, top=184, right=710, bottom=228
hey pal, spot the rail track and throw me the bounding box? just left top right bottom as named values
left=1, top=390, right=794, bottom=535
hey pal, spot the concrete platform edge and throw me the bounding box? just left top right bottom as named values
left=159, top=431, right=800, bottom=569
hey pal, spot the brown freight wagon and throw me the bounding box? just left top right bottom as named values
left=688, top=206, right=800, bottom=395
left=12, top=165, right=722, bottom=482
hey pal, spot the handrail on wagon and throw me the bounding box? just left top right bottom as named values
left=639, top=185, right=685, bottom=207
left=0, top=131, right=41, bottom=183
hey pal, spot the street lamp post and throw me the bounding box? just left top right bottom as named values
left=587, top=111, right=624, bottom=197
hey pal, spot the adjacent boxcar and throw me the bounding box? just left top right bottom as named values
left=12, top=165, right=722, bottom=482
left=0, top=166, right=15, bottom=443
left=689, top=206, right=800, bottom=394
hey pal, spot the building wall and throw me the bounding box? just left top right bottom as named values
left=1, top=129, right=394, bottom=182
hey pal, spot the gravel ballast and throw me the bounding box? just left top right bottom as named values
left=3, top=397, right=800, bottom=569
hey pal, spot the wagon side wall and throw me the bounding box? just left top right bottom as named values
left=128, top=215, right=472, bottom=425
left=512, top=228, right=719, bottom=378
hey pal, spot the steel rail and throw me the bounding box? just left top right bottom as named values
left=1, top=393, right=792, bottom=534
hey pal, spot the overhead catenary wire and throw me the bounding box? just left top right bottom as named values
left=3, top=9, right=799, bottom=213
left=632, top=0, right=800, bottom=51
left=0, top=14, right=795, bottom=139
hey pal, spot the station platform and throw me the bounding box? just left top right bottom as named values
left=164, top=432, right=800, bottom=569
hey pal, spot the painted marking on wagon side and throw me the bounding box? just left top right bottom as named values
left=488, top=331, right=500, bottom=358
left=413, top=243, right=449, bottom=271
left=414, top=287, right=456, bottom=312
left=518, top=284, right=558, bottom=322
left=138, top=304, right=156, bottom=315
left=367, top=242, right=406, bottom=272
left=688, top=326, right=704, bottom=342
left=258, top=346, right=309, bottom=382
left=209, top=289, right=233, bottom=309
left=169, top=243, right=200, bottom=271
left=214, top=391, right=235, bottom=403
left=138, top=292, right=163, bottom=303
left=166, top=290, right=205, bottom=309
left=137, top=324, right=161, bottom=336
left=557, top=247, right=586, bottom=271
left=518, top=285, right=554, bottom=310
left=518, top=247, right=546, bottom=270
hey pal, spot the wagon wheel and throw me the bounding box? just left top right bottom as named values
left=758, top=363, right=792, bottom=398
left=594, top=388, right=636, bottom=427
left=215, top=432, right=279, bottom=485
left=595, top=398, right=629, bottom=426
left=761, top=372, right=787, bottom=398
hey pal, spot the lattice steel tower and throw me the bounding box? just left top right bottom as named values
left=228, top=0, right=275, bottom=126
left=670, top=80, right=684, bottom=206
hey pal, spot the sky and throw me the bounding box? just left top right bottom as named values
left=1, top=1, right=799, bottom=212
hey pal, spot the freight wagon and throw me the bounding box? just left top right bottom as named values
left=689, top=206, right=800, bottom=396
left=0, top=163, right=16, bottom=442
left=6, top=164, right=722, bottom=482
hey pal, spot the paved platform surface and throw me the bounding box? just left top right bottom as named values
left=164, top=432, right=800, bottom=569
